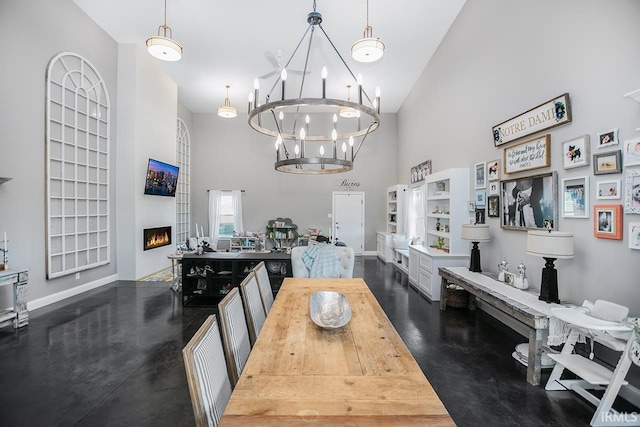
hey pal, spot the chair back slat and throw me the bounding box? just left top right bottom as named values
left=183, top=315, right=232, bottom=427
left=254, top=261, right=274, bottom=314
left=240, top=271, right=266, bottom=345
left=218, top=288, right=251, bottom=386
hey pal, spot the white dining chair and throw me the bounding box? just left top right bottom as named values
left=218, top=287, right=252, bottom=387
left=182, top=314, right=232, bottom=427
left=291, top=245, right=355, bottom=278
left=253, top=261, right=274, bottom=314
left=239, top=271, right=266, bottom=345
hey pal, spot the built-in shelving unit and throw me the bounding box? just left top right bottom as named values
left=387, top=185, right=407, bottom=234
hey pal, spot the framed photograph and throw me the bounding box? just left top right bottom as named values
left=487, top=159, right=501, bottom=181
left=487, top=195, right=500, bottom=217
left=561, top=176, right=589, bottom=218
left=593, top=204, right=622, bottom=240
left=629, top=222, right=640, bottom=250
left=503, top=271, right=516, bottom=286
left=488, top=181, right=499, bottom=195
left=596, top=180, right=621, bottom=200
left=475, top=162, right=486, bottom=189
left=593, top=150, right=622, bottom=175
left=624, top=168, right=640, bottom=214
left=562, top=135, right=590, bottom=169
left=623, top=137, right=640, bottom=167
left=475, top=190, right=486, bottom=206
left=468, top=201, right=476, bottom=212
left=501, top=171, right=557, bottom=231
left=597, top=128, right=619, bottom=149
left=475, top=208, right=486, bottom=224
left=410, top=159, right=432, bottom=184
left=504, top=134, right=551, bottom=174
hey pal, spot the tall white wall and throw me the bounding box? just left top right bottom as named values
left=189, top=112, right=398, bottom=251
left=116, top=45, right=178, bottom=280
left=398, top=0, right=640, bottom=312
left=0, top=0, right=118, bottom=304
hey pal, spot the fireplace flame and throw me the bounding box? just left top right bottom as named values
left=146, top=231, right=170, bottom=249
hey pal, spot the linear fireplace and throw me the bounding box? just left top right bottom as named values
left=144, top=226, right=172, bottom=251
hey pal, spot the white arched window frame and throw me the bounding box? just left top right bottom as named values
left=176, top=118, right=191, bottom=245
left=45, top=52, right=110, bottom=279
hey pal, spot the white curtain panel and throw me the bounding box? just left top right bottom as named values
left=208, top=190, right=222, bottom=243
left=232, top=190, right=244, bottom=233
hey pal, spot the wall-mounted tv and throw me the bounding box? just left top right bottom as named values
left=144, top=158, right=179, bottom=197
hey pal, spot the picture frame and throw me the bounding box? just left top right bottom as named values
left=467, top=201, right=476, bottom=212
left=475, top=208, right=486, bottom=224
left=597, top=128, right=619, bottom=149
left=475, top=190, right=486, bottom=207
left=593, top=150, right=622, bottom=175
left=561, top=134, right=590, bottom=169
left=503, top=271, right=516, bottom=286
left=504, top=134, right=551, bottom=174
left=410, top=159, right=432, bottom=184
left=629, top=222, right=640, bottom=250
left=475, top=162, right=486, bottom=189
left=487, top=159, right=501, bottom=181
left=500, top=171, right=557, bottom=231
left=561, top=176, right=589, bottom=218
left=624, top=168, right=640, bottom=214
left=596, top=180, right=621, bottom=200
left=623, top=137, right=640, bottom=167
left=487, top=195, right=500, bottom=217
left=593, top=204, right=622, bottom=240
left=488, top=182, right=499, bottom=196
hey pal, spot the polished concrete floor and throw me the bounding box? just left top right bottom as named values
left=0, top=257, right=636, bottom=426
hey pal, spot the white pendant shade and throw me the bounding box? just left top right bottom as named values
left=146, top=36, right=182, bottom=62
left=217, top=105, right=237, bottom=118
left=351, top=37, right=384, bottom=63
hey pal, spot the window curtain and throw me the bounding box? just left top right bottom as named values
left=208, top=190, right=221, bottom=243
left=231, top=190, right=244, bottom=233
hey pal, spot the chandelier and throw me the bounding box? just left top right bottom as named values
left=247, top=1, right=381, bottom=174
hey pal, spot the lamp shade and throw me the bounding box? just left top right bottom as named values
left=146, top=36, right=182, bottom=62
left=351, top=37, right=385, bottom=63
left=461, top=224, right=491, bottom=242
left=526, top=231, right=574, bottom=259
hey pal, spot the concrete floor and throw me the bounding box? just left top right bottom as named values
left=0, top=257, right=632, bottom=426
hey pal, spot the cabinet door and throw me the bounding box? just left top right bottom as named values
left=419, top=254, right=432, bottom=273
left=409, top=250, right=418, bottom=284
left=418, top=269, right=432, bottom=299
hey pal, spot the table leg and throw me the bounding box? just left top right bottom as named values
left=527, top=328, right=543, bottom=386
left=440, top=277, right=448, bottom=310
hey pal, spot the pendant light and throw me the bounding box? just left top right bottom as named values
left=217, top=85, right=238, bottom=119
left=146, top=0, right=183, bottom=62
left=351, top=0, right=384, bottom=63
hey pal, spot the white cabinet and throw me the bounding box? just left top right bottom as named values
left=387, top=185, right=407, bottom=234
left=376, top=232, right=394, bottom=263
left=408, top=245, right=468, bottom=301
left=424, top=168, right=470, bottom=255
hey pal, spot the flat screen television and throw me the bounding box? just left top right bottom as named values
left=144, top=158, right=179, bottom=197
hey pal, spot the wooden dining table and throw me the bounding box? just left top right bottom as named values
left=218, top=277, right=454, bottom=426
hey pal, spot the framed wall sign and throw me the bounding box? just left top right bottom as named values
left=561, top=176, right=589, bottom=218
left=596, top=179, right=621, bottom=200
left=504, top=134, right=550, bottom=174
left=624, top=168, right=640, bottom=214
left=561, top=135, right=590, bottom=169
left=629, top=222, right=640, bottom=250
left=597, top=128, right=619, bottom=149
left=475, top=162, right=486, bottom=189
left=593, top=150, right=622, bottom=175
left=623, top=137, right=640, bottom=167
left=501, top=171, right=557, bottom=231
left=492, top=93, right=571, bottom=147
left=593, top=204, right=622, bottom=240
left=487, top=159, right=501, bottom=181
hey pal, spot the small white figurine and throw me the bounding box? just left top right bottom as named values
left=514, top=261, right=529, bottom=290
left=497, top=258, right=509, bottom=282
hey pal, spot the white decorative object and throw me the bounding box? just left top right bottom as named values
left=513, top=261, right=529, bottom=290
left=497, top=258, right=510, bottom=282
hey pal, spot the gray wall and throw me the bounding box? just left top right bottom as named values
left=189, top=112, right=398, bottom=250
left=0, top=0, right=119, bottom=304
left=398, top=0, right=640, bottom=312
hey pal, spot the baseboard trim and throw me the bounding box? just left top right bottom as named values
left=28, top=274, right=118, bottom=311
left=362, top=251, right=377, bottom=256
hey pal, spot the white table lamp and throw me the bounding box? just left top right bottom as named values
left=461, top=224, right=490, bottom=273
left=526, top=230, right=574, bottom=303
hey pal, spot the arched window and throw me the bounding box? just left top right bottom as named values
left=176, top=118, right=191, bottom=245
left=46, top=52, right=110, bottom=279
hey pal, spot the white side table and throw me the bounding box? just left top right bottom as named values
left=0, top=268, right=29, bottom=328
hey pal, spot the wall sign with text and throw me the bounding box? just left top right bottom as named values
left=492, top=93, right=571, bottom=147
left=504, top=134, right=550, bottom=174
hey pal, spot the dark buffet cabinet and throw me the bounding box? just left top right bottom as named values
left=181, top=252, right=292, bottom=307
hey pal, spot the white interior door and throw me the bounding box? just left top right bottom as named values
left=332, top=192, right=365, bottom=255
